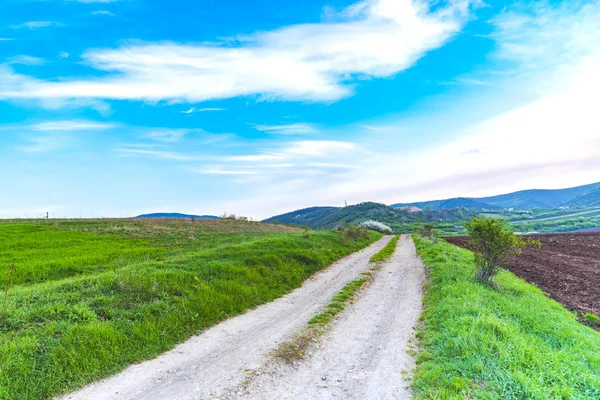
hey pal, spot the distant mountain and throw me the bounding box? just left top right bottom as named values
left=136, top=213, right=219, bottom=219
left=391, top=181, right=600, bottom=210
left=478, top=181, right=600, bottom=209
left=564, top=188, right=600, bottom=208
left=392, top=197, right=500, bottom=211
left=264, top=206, right=338, bottom=228
left=265, top=202, right=476, bottom=232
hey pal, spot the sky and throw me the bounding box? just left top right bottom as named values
left=1, top=0, right=599, bottom=219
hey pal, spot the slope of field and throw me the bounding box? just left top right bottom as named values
left=0, top=219, right=380, bottom=400
left=446, top=232, right=600, bottom=318
left=413, top=236, right=600, bottom=399
left=265, top=202, right=476, bottom=234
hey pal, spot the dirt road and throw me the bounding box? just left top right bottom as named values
left=61, top=235, right=424, bottom=400
left=231, top=234, right=425, bottom=399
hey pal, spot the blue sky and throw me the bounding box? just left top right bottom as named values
left=1, top=0, right=599, bottom=219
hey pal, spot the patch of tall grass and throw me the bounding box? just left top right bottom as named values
left=0, top=224, right=163, bottom=286
left=412, top=236, right=600, bottom=399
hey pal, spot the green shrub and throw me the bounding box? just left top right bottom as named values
left=463, top=217, right=539, bottom=285
left=337, top=225, right=368, bottom=240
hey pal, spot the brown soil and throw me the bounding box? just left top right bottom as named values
left=446, top=232, right=600, bottom=318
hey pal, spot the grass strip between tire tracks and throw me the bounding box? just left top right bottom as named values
left=369, top=234, right=400, bottom=263
left=274, top=234, right=399, bottom=364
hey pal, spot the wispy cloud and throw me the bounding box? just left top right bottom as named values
left=6, top=55, right=44, bottom=65
left=227, top=140, right=357, bottom=163
left=0, top=0, right=475, bottom=105
left=69, top=0, right=120, bottom=3
left=190, top=140, right=361, bottom=180
left=29, top=120, right=115, bottom=131
left=0, top=38, right=14, bottom=41
left=144, top=129, right=190, bottom=142
left=252, top=123, right=317, bottom=135
left=181, top=107, right=226, bottom=114
left=11, top=21, right=62, bottom=29
left=193, top=168, right=261, bottom=176
left=19, top=135, right=71, bottom=153
left=489, top=0, right=600, bottom=93
left=91, top=10, right=115, bottom=16
left=437, top=77, right=488, bottom=86
left=114, top=148, right=203, bottom=162
left=114, top=138, right=359, bottom=183
left=58, top=52, right=70, bottom=59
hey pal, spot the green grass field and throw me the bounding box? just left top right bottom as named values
left=0, top=224, right=164, bottom=286
left=0, top=219, right=380, bottom=399
left=412, top=236, right=600, bottom=399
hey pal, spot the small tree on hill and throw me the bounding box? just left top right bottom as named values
left=464, top=217, right=539, bottom=285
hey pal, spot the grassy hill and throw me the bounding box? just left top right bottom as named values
left=265, top=202, right=477, bottom=234
left=0, top=219, right=380, bottom=399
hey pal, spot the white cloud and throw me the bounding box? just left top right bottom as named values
left=58, top=52, right=70, bottom=59
left=113, top=138, right=359, bottom=184
left=252, top=123, right=318, bottom=135
left=492, top=1, right=600, bottom=66
left=0, top=0, right=474, bottom=104
left=11, top=21, right=62, bottom=29
left=91, top=10, right=115, bottom=16
left=181, top=107, right=226, bottom=114
left=144, top=129, right=190, bottom=142
left=194, top=168, right=261, bottom=176
left=227, top=140, right=358, bottom=163
left=70, top=0, right=120, bottom=3
left=114, top=148, right=203, bottom=162
left=0, top=38, right=14, bottom=41
left=6, top=55, right=44, bottom=65
left=190, top=140, right=361, bottom=180
left=29, top=120, right=115, bottom=131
